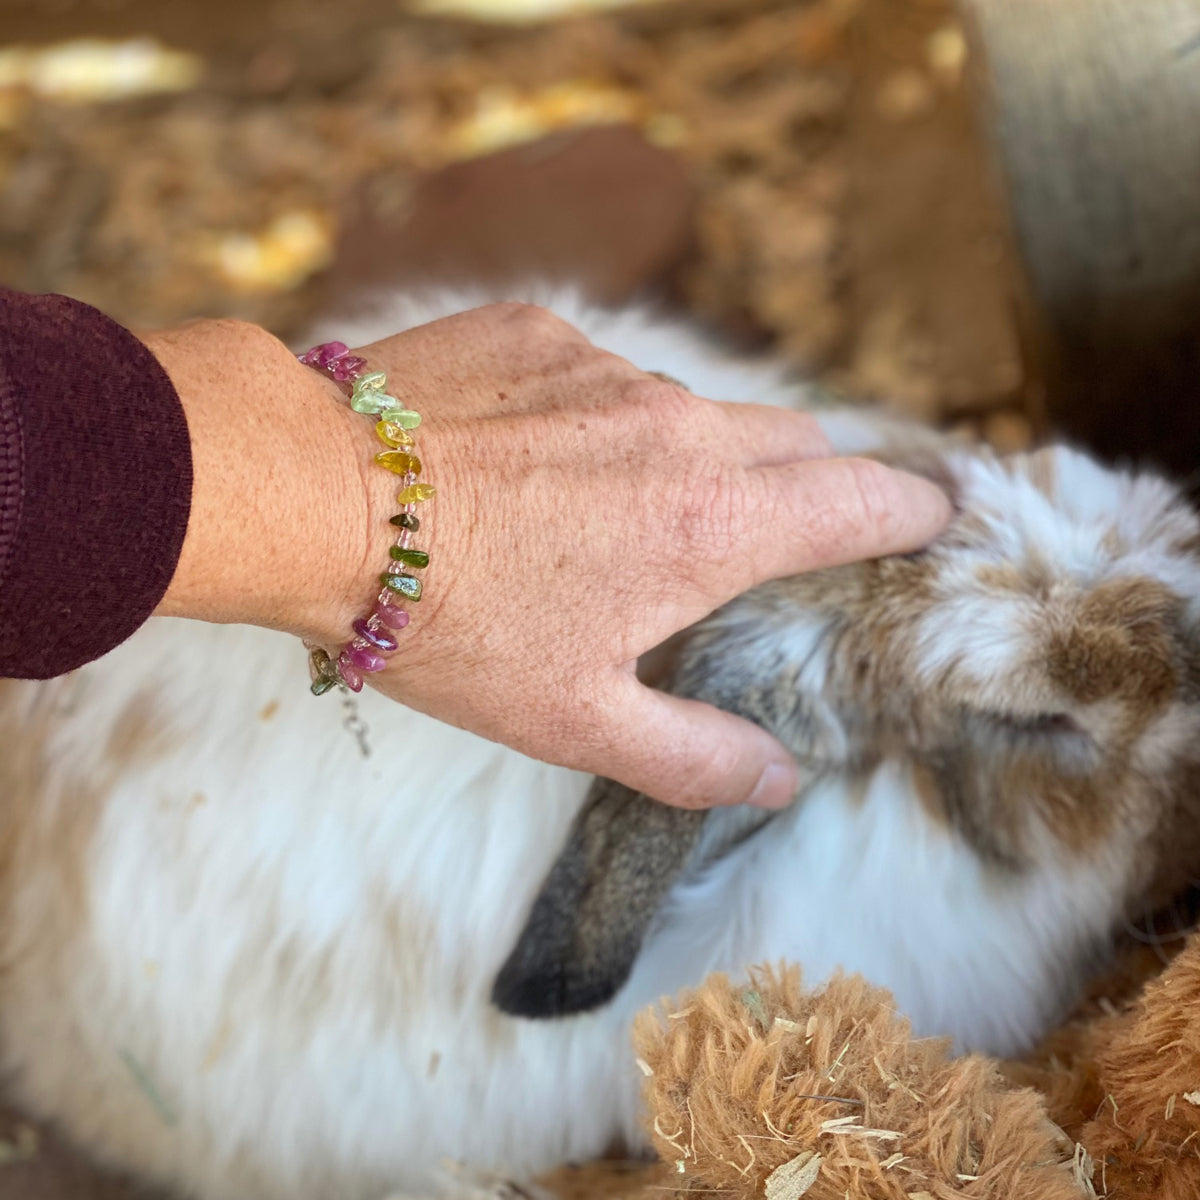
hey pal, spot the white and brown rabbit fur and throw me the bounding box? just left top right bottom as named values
left=3, top=289, right=1200, bottom=1200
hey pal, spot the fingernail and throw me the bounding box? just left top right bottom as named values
left=746, top=762, right=800, bottom=809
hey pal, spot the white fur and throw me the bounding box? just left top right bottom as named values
left=0, top=620, right=1117, bottom=1200
left=0, top=292, right=1186, bottom=1200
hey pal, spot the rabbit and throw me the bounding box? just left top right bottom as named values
left=3, top=288, right=1200, bottom=1200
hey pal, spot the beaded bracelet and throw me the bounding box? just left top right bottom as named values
left=296, top=340, right=435, bottom=696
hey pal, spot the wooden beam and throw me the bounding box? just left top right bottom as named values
left=960, top=0, right=1200, bottom=476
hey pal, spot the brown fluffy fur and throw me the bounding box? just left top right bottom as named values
left=631, top=967, right=1081, bottom=1200
left=1076, top=938, right=1200, bottom=1198
left=536, top=944, right=1200, bottom=1200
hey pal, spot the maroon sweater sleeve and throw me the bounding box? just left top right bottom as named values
left=0, top=289, right=192, bottom=678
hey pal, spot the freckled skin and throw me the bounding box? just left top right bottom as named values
left=144, top=306, right=951, bottom=815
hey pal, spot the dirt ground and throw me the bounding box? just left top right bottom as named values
left=0, top=0, right=1025, bottom=1195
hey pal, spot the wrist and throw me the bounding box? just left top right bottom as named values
left=291, top=336, right=446, bottom=695
left=143, top=318, right=383, bottom=642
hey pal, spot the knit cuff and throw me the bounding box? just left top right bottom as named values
left=0, top=289, right=192, bottom=678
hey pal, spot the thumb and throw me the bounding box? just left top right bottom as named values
left=584, top=673, right=801, bottom=810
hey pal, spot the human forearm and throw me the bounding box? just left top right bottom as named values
left=17, top=297, right=951, bottom=812
left=143, top=318, right=390, bottom=647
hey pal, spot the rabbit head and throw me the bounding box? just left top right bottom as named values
left=493, top=442, right=1200, bottom=1019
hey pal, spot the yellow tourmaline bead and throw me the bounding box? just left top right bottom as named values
left=397, top=483, right=437, bottom=504
left=375, top=421, right=415, bottom=448
left=375, top=451, right=422, bottom=476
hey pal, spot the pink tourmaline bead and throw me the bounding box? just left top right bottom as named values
left=313, top=341, right=349, bottom=367
left=374, top=603, right=410, bottom=631
left=300, top=345, right=329, bottom=366
left=353, top=617, right=398, bottom=652
left=331, top=355, right=368, bottom=381
left=336, top=654, right=364, bottom=693
left=346, top=644, right=387, bottom=673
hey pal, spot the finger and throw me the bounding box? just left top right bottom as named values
left=713, top=401, right=834, bottom=467
left=580, top=674, right=801, bottom=811
left=744, top=456, right=953, bottom=586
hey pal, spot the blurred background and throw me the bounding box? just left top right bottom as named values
left=0, top=0, right=1030, bottom=447
left=2, top=0, right=1198, bottom=1194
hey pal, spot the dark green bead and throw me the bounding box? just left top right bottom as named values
left=380, top=572, right=422, bottom=601
left=389, top=513, right=420, bottom=531
left=389, top=546, right=429, bottom=568
left=310, top=676, right=338, bottom=696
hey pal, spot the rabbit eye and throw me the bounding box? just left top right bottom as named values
left=973, top=709, right=1083, bottom=739
left=967, top=709, right=1093, bottom=763
left=1016, top=712, right=1081, bottom=737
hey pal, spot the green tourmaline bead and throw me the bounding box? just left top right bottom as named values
left=356, top=371, right=388, bottom=392
left=375, top=450, right=422, bottom=476
left=390, top=512, right=420, bottom=530
left=380, top=408, right=421, bottom=430
left=351, top=389, right=399, bottom=415
left=389, top=546, right=429, bottom=568
left=380, top=572, right=423, bottom=601
left=308, top=647, right=339, bottom=695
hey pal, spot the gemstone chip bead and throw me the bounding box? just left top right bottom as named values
left=352, top=618, right=399, bottom=651
left=389, top=546, right=429, bottom=568
left=380, top=573, right=423, bottom=601
left=350, top=371, right=393, bottom=413
left=332, top=355, right=369, bottom=381
left=336, top=654, right=364, bottom=693
left=315, top=342, right=349, bottom=367
left=351, top=390, right=399, bottom=415
left=309, top=654, right=339, bottom=696
left=376, top=421, right=415, bottom=448
left=374, top=603, right=411, bottom=630
left=354, top=370, right=388, bottom=392
left=396, top=483, right=436, bottom=505
left=380, top=408, right=421, bottom=430
left=389, top=513, right=420, bottom=530
left=308, top=647, right=339, bottom=695
left=375, top=451, right=422, bottom=476
left=346, top=645, right=387, bottom=673
left=300, top=341, right=347, bottom=367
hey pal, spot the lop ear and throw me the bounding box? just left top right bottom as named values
left=491, top=778, right=772, bottom=1019
left=491, top=581, right=851, bottom=1020
left=491, top=778, right=703, bottom=1018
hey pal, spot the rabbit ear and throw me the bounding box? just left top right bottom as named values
left=492, top=778, right=774, bottom=1019
left=491, top=777, right=704, bottom=1018
left=492, top=584, right=848, bottom=1020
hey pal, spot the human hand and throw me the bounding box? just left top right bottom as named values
left=148, top=305, right=951, bottom=810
